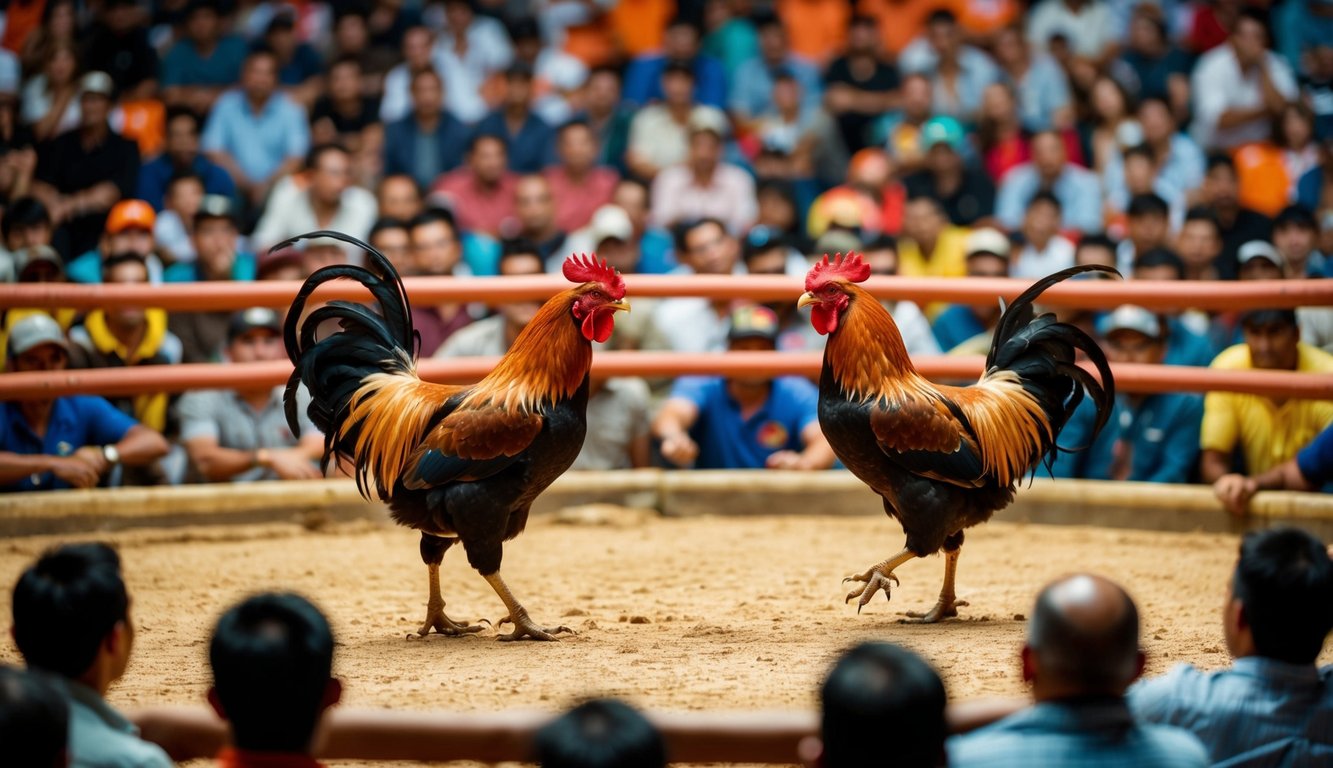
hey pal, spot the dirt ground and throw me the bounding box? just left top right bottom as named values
left=2, top=510, right=1327, bottom=763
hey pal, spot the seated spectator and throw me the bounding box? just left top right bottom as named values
left=1128, top=528, right=1333, bottom=763
left=653, top=305, right=834, bottom=470
left=167, top=197, right=255, bottom=363
left=1, top=197, right=53, bottom=278
left=804, top=642, right=947, bottom=768
left=433, top=0, right=515, bottom=123
left=612, top=178, right=676, bottom=274
left=1114, top=5, right=1192, bottom=117
left=1294, top=424, right=1333, bottom=490
left=1084, top=76, right=1141, bottom=178
left=703, top=0, right=761, bottom=82
left=996, top=130, right=1103, bottom=234
left=976, top=82, right=1031, bottom=183
left=807, top=149, right=904, bottom=241
left=1273, top=204, right=1328, bottom=277
left=432, top=134, right=518, bottom=238
left=21, top=40, right=81, bottom=143
left=434, top=240, right=544, bottom=358
left=824, top=14, right=901, bottom=156
left=626, top=60, right=729, bottom=182
left=948, top=574, right=1208, bottom=767
left=1103, top=98, right=1203, bottom=215
left=932, top=228, right=1010, bottom=353
left=1175, top=207, right=1223, bottom=282
left=160, top=0, right=248, bottom=115
left=1195, top=153, right=1273, bottom=280
left=739, top=227, right=817, bottom=351
left=900, top=10, right=1000, bottom=123
left=650, top=112, right=757, bottom=235
left=860, top=234, right=941, bottom=357
left=623, top=15, right=727, bottom=109
left=476, top=63, right=556, bottom=175
left=368, top=216, right=413, bottom=277
left=65, top=199, right=164, bottom=285
left=202, top=47, right=310, bottom=213
left=0, top=664, right=68, bottom=768
left=1053, top=306, right=1203, bottom=483
left=310, top=55, right=382, bottom=161
left=579, top=66, right=634, bottom=174
left=0, top=313, right=169, bottom=490
left=262, top=11, right=324, bottom=110
left=10, top=543, right=172, bottom=766
left=252, top=143, right=378, bottom=258
left=1235, top=240, right=1333, bottom=354
left=1202, top=309, right=1333, bottom=514
left=408, top=209, right=476, bottom=354
left=533, top=698, right=666, bottom=768
left=1106, top=145, right=1186, bottom=239
left=730, top=13, right=822, bottom=129
left=377, top=175, right=424, bottom=224
left=0, top=247, right=76, bottom=372
left=136, top=107, right=236, bottom=212
left=992, top=24, right=1072, bottom=134
left=1026, top=0, right=1118, bottom=62
left=512, top=175, right=567, bottom=262
left=575, top=377, right=654, bottom=471
left=880, top=73, right=932, bottom=174
left=176, top=308, right=323, bottom=483
left=378, top=26, right=440, bottom=126
left=897, top=194, right=969, bottom=286
left=153, top=170, right=205, bottom=265
left=383, top=69, right=468, bottom=194
left=749, top=71, right=823, bottom=192
left=31, top=71, right=140, bottom=260
left=648, top=218, right=740, bottom=352
left=508, top=17, right=588, bottom=127
left=1012, top=192, right=1075, bottom=279
left=545, top=119, right=619, bottom=234
left=1191, top=9, right=1297, bottom=151
left=903, top=116, right=995, bottom=227
left=1074, top=233, right=1118, bottom=270
left=208, top=593, right=341, bottom=762
left=1117, top=193, right=1173, bottom=274
left=1130, top=248, right=1216, bottom=367
left=82, top=0, right=159, bottom=102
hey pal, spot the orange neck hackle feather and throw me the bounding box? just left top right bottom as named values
left=825, top=284, right=917, bottom=400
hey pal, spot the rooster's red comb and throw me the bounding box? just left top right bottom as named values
left=805, top=252, right=871, bottom=292
left=563, top=253, right=626, bottom=299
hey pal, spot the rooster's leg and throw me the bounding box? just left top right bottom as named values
left=843, top=547, right=917, bottom=613
left=483, top=571, right=574, bottom=642
left=414, top=535, right=487, bottom=638
left=903, top=541, right=969, bottom=624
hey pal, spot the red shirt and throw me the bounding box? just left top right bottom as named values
left=544, top=166, right=620, bottom=232
left=431, top=171, right=518, bottom=237
left=216, top=748, right=324, bottom=768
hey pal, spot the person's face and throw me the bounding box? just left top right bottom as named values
left=903, top=77, right=934, bottom=123
left=1134, top=264, right=1179, bottom=281
left=966, top=253, right=1008, bottom=279
left=12, top=343, right=68, bottom=373
left=927, top=20, right=960, bottom=57
left=772, top=77, right=799, bottom=113
left=444, top=1, right=473, bottom=34
left=505, top=73, right=533, bottom=108
left=498, top=252, right=544, bottom=327
left=107, top=227, right=153, bottom=257
left=848, top=20, right=878, bottom=55
left=303, top=245, right=345, bottom=274
left=369, top=227, right=412, bottom=273
left=662, top=70, right=694, bottom=106
left=745, top=247, right=786, bottom=275
left=903, top=199, right=944, bottom=243
left=1239, top=257, right=1283, bottom=281
left=1232, top=17, right=1268, bottom=63
left=663, top=23, right=699, bottom=59
left=187, top=8, right=220, bottom=44
left=684, top=222, right=736, bottom=274
left=1128, top=213, right=1169, bottom=251
left=166, top=179, right=205, bottom=218
left=981, top=83, right=1016, bottom=123
left=403, top=28, right=433, bottom=69
left=925, top=143, right=960, bottom=176
left=1023, top=201, right=1061, bottom=245
left=228, top=328, right=285, bottom=363
left=1243, top=321, right=1300, bottom=370
left=558, top=124, right=597, bottom=171
left=267, top=25, right=296, bottom=58
left=80, top=94, right=111, bottom=129
left=586, top=71, right=621, bottom=114
left=863, top=247, right=897, bottom=276
left=993, top=27, right=1025, bottom=68
left=48, top=46, right=77, bottom=85
left=757, top=190, right=795, bottom=231
left=329, top=62, right=361, bottom=101
left=1077, top=245, right=1116, bottom=269
left=515, top=177, right=554, bottom=233
left=1091, top=78, right=1127, bottom=121
left=165, top=114, right=200, bottom=161
left=1281, top=107, right=1313, bottom=149
left=758, top=24, right=786, bottom=62
left=1204, top=166, right=1239, bottom=208
left=1128, top=15, right=1159, bottom=52
left=1032, top=133, right=1066, bottom=177
left=242, top=55, right=278, bottom=102
left=1138, top=101, right=1174, bottom=145
left=378, top=177, right=422, bottom=221
left=1105, top=329, right=1163, bottom=365
left=411, top=221, right=459, bottom=276
left=335, top=13, right=368, bottom=53
left=8, top=222, right=52, bottom=252
left=310, top=149, right=352, bottom=205
left=598, top=237, right=637, bottom=275
left=470, top=138, right=508, bottom=184
left=1273, top=223, right=1315, bottom=263
left=412, top=71, right=443, bottom=117
left=50, top=1, right=77, bottom=37
left=689, top=131, right=722, bottom=169
left=194, top=218, right=238, bottom=276
left=1124, top=155, right=1156, bottom=194
left=1176, top=220, right=1221, bottom=268
left=104, top=259, right=150, bottom=327
left=514, top=35, right=542, bottom=63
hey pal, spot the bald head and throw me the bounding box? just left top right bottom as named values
left=1026, top=574, right=1141, bottom=696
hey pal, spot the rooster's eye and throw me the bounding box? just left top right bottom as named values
left=591, top=290, right=605, bottom=300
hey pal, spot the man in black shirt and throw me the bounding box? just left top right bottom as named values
left=81, top=0, right=159, bottom=101
left=824, top=15, right=900, bottom=154
left=30, top=72, right=140, bottom=260
left=903, top=116, right=995, bottom=226
left=1197, top=153, right=1272, bottom=280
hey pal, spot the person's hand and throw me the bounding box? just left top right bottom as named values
left=49, top=456, right=103, bottom=489
left=73, top=445, right=111, bottom=475
left=263, top=449, right=324, bottom=480
left=1214, top=473, right=1258, bottom=517
left=765, top=450, right=807, bottom=470
left=659, top=432, right=698, bottom=467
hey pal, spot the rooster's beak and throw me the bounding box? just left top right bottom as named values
left=607, top=300, right=631, bottom=313
left=797, top=292, right=817, bottom=309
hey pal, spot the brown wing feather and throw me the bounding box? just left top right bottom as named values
left=869, top=391, right=966, bottom=454
left=425, top=406, right=545, bottom=460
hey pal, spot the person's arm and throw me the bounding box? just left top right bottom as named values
left=766, top=420, right=836, bottom=470
left=1143, top=399, right=1203, bottom=484
left=628, top=432, right=652, bottom=469
left=113, top=424, right=169, bottom=466
left=0, top=451, right=102, bottom=488
left=185, top=436, right=322, bottom=482
left=652, top=397, right=701, bottom=467
left=1200, top=449, right=1233, bottom=485
left=31, top=89, right=75, bottom=142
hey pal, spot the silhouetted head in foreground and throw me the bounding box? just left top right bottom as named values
left=0, top=664, right=68, bottom=767
left=534, top=698, right=667, bottom=768
left=1024, top=574, right=1143, bottom=699
left=1225, top=527, right=1333, bottom=665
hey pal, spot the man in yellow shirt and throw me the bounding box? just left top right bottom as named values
left=1201, top=309, right=1333, bottom=514
left=897, top=195, right=970, bottom=321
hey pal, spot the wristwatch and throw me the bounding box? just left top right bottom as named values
left=102, top=444, right=120, bottom=465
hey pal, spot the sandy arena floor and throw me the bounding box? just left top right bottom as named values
left=2, top=510, right=1327, bottom=763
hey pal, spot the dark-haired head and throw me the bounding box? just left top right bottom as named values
left=12, top=543, right=129, bottom=680
left=533, top=698, right=666, bottom=768
left=819, top=642, right=946, bottom=768
left=0, top=665, right=68, bottom=768
left=1025, top=574, right=1142, bottom=696
left=1133, top=247, right=1185, bottom=279
left=1228, top=528, right=1333, bottom=664
left=2, top=197, right=52, bottom=245
left=208, top=592, right=339, bottom=753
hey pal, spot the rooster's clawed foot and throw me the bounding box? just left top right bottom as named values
left=495, top=610, right=575, bottom=642
left=843, top=568, right=900, bottom=612
left=901, top=598, right=969, bottom=624
left=411, top=608, right=489, bottom=639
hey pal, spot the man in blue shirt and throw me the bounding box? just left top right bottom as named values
left=0, top=314, right=168, bottom=492
left=949, top=574, right=1208, bottom=767
left=1052, top=305, right=1203, bottom=483
left=728, top=14, right=822, bottom=128
left=652, top=305, right=834, bottom=470
left=160, top=0, right=249, bottom=115
left=995, top=130, right=1103, bottom=234
left=623, top=16, right=728, bottom=110
left=137, top=107, right=236, bottom=211
left=1128, top=527, right=1333, bottom=766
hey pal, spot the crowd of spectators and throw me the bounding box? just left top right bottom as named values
left=0, top=0, right=1331, bottom=504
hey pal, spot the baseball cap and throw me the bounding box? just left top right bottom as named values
left=194, top=194, right=236, bottom=226
left=687, top=109, right=728, bottom=138
left=727, top=304, right=780, bottom=344
left=15, top=245, right=63, bottom=279
left=920, top=116, right=966, bottom=152
left=228, top=307, right=282, bottom=341
left=1237, top=240, right=1284, bottom=269
left=587, top=205, right=633, bottom=246
left=965, top=227, right=1011, bottom=260
left=7, top=313, right=69, bottom=358
left=1097, top=305, right=1162, bottom=340
left=80, top=71, right=115, bottom=99
left=105, top=199, right=156, bottom=234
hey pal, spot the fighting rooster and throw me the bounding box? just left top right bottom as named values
left=282, top=231, right=629, bottom=641
left=798, top=254, right=1115, bottom=622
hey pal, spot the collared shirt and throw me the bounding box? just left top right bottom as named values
left=544, top=166, right=620, bottom=233
left=1007, top=53, right=1072, bottom=133
left=627, top=104, right=728, bottom=173
left=948, top=696, right=1209, bottom=768
left=1192, top=47, right=1299, bottom=150
left=174, top=386, right=319, bottom=483
left=431, top=170, right=519, bottom=237
left=996, top=163, right=1104, bottom=234
left=649, top=163, right=757, bottom=235
left=1012, top=235, right=1076, bottom=280
left=1128, top=657, right=1333, bottom=767
left=250, top=175, right=378, bottom=257
left=201, top=91, right=310, bottom=183
left=898, top=226, right=970, bottom=320
left=49, top=677, right=174, bottom=768
left=0, top=397, right=136, bottom=492
left=474, top=109, right=556, bottom=174
left=1051, top=391, right=1204, bottom=483
left=668, top=375, right=820, bottom=469
left=383, top=112, right=471, bottom=191
left=1201, top=343, right=1333, bottom=474
left=69, top=309, right=183, bottom=433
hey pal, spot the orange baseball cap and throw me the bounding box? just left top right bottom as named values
left=105, top=199, right=156, bottom=234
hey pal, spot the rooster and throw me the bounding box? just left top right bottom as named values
left=798, top=254, right=1115, bottom=622
left=282, top=231, right=629, bottom=641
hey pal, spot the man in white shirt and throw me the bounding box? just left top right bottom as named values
left=251, top=143, right=378, bottom=260
left=1191, top=9, right=1297, bottom=151
left=649, top=110, right=756, bottom=235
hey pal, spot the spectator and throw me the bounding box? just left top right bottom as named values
left=580, top=66, right=634, bottom=174
left=434, top=0, right=515, bottom=123
left=996, top=130, right=1103, bottom=234
left=252, top=143, right=378, bottom=257
left=612, top=178, right=676, bottom=274
left=991, top=24, right=1073, bottom=134
left=1292, top=424, right=1333, bottom=489
left=730, top=13, right=822, bottom=127
left=898, top=194, right=969, bottom=283
left=20, top=40, right=80, bottom=142
left=476, top=63, right=556, bottom=175
left=1129, top=528, right=1333, bottom=763
left=653, top=305, right=834, bottom=470
left=1, top=196, right=52, bottom=276
left=1235, top=240, right=1333, bottom=357
left=1175, top=207, right=1223, bottom=282
left=262, top=12, right=324, bottom=110
left=65, top=198, right=162, bottom=286
left=310, top=55, right=382, bottom=161
left=432, top=134, right=519, bottom=238
left=137, top=107, right=236, bottom=212
left=378, top=26, right=441, bottom=125
left=1305, top=42, right=1333, bottom=141
left=805, top=642, right=947, bottom=768
left=1084, top=76, right=1142, bottom=178
left=1117, top=193, right=1173, bottom=274
left=948, top=574, right=1208, bottom=767
left=1196, top=153, right=1274, bottom=279
left=383, top=69, right=469, bottom=193
left=0, top=664, right=68, bottom=768
left=10, top=543, right=172, bottom=766
left=377, top=174, right=424, bottom=224
left=1191, top=9, right=1298, bottom=151
left=824, top=15, right=900, bottom=155
left=1012, top=192, right=1075, bottom=279
left=749, top=71, right=825, bottom=192
left=650, top=112, right=756, bottom=234
left=626, top=60, right=728, bottom=181
left=1053, top=305, right=1203, bottom=483
left=807, top=148, right=904, bottom=240
left=1201, top=309, right=1333, bottom=512
left=1025, top=0, right=1118, bottom=62
left=434, top=240, right=545, bottom=358
left=160, top=0, right=249, bottom=115
left=740, top=227, right=818, bottom=351
left=368, top=216, right=413, bottom=276
left=545, top=119, right=619, bottom=233
left=176, top=308, right=323, bottom=483
left=0, top=64, right=36, bottom=212
left=1074, top=232, right=1118, bottom=270
left=31, top=71, right=140, bottom=260
left=1130, top=247, right=1216, bottom=367
left=202, top=48, right=310, bottom=213
left=408, top=209, right=474, bottom=354
left=861, top=234, right=941, bottom=357
left=1113, top=5, right=1192, bottom=118
left=623, top=15, right=727, bottom=109
left=167, top=196, right=255, bottom=362
left=1273, top=204, right=1327, bottom=277
left=508, top=16, right=589, bottom=127
left=533, top=699, right=666, bottom=768
left=903, top=116, right=995, bottom=227
left=153, top=170, right=205, bottom=265
left=899, top=10, right=1000, bottom=123
left=82, top=0, right=158, bottom=102
left=702, top=0, right=761, bottom=81
left=208, top=593, right=341, bottom=760
left=1104, top=100, right=1205, bottom=221
left=561, top=204, right=640, bottom=276
left=648, top=217, right=739, bottom=352
left=16, top=0, right=76, bottom=84
left=881, top=73, right=935, bottom=174
left=932, top=228, right=1011, bottom=353
left=510, top=175, right=566, bottom=262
